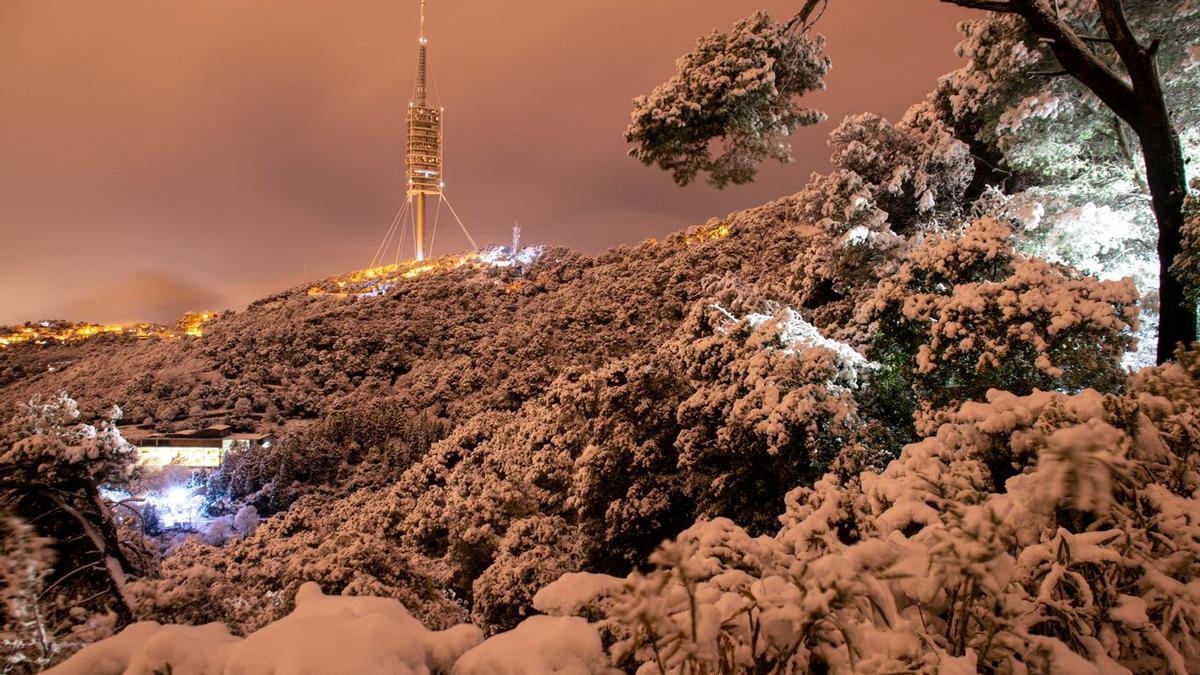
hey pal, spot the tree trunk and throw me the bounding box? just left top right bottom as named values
left=1070, top=0, right=1196, bottom=361
left=1137, top=100, right=1196, bottom=360
left=46, top=483, right=136, bottom=625
left=84, top=479, right=137, bottom=624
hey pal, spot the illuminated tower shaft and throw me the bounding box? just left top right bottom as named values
left=406, top=0, right=442, bottom=261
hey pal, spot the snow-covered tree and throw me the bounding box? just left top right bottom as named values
left=232, top=504, right=260, bottom=538
left=933, top=0, right=1200, bottom=367
left=0, top=395, right=142, bottom=631
left=673, top=300, right=868, bottom=533
left=936, top=0, right=1200, bottom=360
left=819, top=105, right=975, bottom=236
left=625, top=9, right=830, bottom=187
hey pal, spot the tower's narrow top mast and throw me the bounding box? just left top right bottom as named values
left=415, top=0, right=429, bottom=107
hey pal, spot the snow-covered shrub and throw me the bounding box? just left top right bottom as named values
left=781, top=226, right=892, bottom=334
left=860, top=217, right=1138, bottom=433
left=53, top=583, right=624, bottom=675
left=673, top=302, right=867, bottom=533
left=139, top=503, right=163, bottom=537
left=468, top=516, right=584, bottom=632
left=0, top=512, right=58, bottom=674
left=201, top=516, right=234, bottom=546
left=771, top=107, right=974, bottom=339
left=232, top=504, right=259, bottom=538
left=378, top=287, right=876, bottom=634
left=994, top=193, right=1160, bottom=368
left=129, top=488, right=466, bottom=636
left=562, top=353, right=694, bottom=571
left=205, top=399, right=446, bottom=516
left=1169, top=180, right=1200, bottom=306
left=791, top=104, right=973, bottom=243
left=625, top=10, right=829, bottom=187
left=1, top=393, right=136, bottom=494
left=126, top=564, right=236, bottom=629
left=579, top=349, right=1200, bottom=673
left=453, top=615, right=615, bottom=675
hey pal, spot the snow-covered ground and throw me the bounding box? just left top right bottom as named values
left=48, top=582, right=608, bottom=675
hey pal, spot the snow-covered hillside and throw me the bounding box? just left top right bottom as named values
left=5, top=2, right=1199, bottom=672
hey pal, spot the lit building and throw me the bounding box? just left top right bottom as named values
left=131, top=425, right=270, bottom=468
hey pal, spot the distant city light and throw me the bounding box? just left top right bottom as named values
left=0, top=312, right=215, bottom=350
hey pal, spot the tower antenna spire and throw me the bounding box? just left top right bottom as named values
left=415, top=0, right=429, bottom=108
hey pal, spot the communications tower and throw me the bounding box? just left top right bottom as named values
left=407, top=0, right=441, bottom=261
left=370, top=0, right=475, bottom=269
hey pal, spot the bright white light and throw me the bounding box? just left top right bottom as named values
left=146, top=484, right=205, bottom=529
left=166, top=486, right=190, bottom=509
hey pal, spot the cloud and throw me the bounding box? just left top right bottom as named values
left=55, top=271, right=226, bottom=325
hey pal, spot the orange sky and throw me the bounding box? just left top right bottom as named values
left=0, top=1, right=974, bottom=324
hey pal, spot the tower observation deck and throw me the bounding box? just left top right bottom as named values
left=370, top=0, right=475, bottom=267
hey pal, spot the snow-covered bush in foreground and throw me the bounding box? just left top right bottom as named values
left=452, top=615, right=616, bottom=675
left=52, top=581, right=616, bottom=675
left=577, top=349, right=1200, bottom=674
left=48, top=581, right=484, bottom=675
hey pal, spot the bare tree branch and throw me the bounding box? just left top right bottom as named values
left=939, top=0, right=1016, bottom=13
left=787, top=0, right=829, bottom=31
left=1096, top=0, right=1144, bottom=64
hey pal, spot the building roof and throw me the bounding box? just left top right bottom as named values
left=134, top=425, right=271, bottom=448
left=164, top=425, right=232, bottom=439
